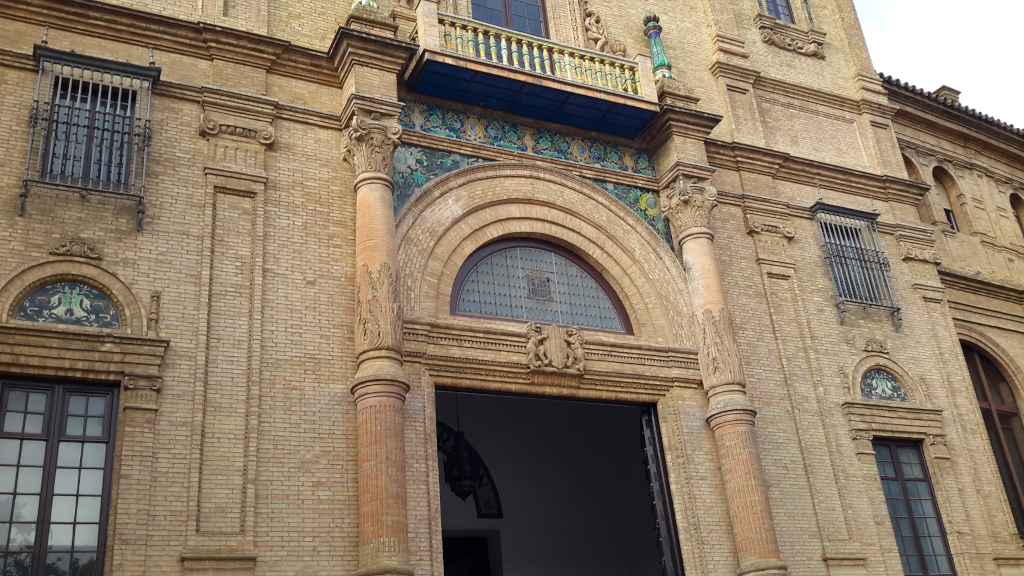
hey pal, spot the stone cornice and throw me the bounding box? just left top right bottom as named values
left=0, top=324, right=168, bottom=381
left=938, top=267, right=1024, bottom=305
left=706, top=140, right=930, bottom=207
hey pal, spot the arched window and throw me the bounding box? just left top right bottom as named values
left=932, top=167, right=963, bottom=232
left=764, top=0, right=795, bottom=23
left=903, top=154, right=923, bottom=182
left=452, top=239, right=630, bottom=333
left=1011, top=193, right=1024, bottom=241
left=13, top=280, right=121, bottom=330
left=471, top=0, right=546, bottom=36
left=962, top=342, right=1024, bottom=535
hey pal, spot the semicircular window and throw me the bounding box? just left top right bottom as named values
left=14, top=281, right=121, bottom=329
left=452, top=240, right=630, bottom=333
left=860, top=368, right=909, bottom=402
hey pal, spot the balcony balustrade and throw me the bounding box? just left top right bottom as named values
left=408, top=0, right=659, bottom=138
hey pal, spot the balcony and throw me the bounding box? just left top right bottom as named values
left=408, top=1, right=659, bottom=138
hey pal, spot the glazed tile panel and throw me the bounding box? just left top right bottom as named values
left=392, top=145, right=672, bottom=247
left=399, top=101, right=656, bottom=177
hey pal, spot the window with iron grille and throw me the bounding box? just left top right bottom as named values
left=22, top=45, right=160, bottom=230
left=763, top=0, right=795, bottom=23
left=811, top=202, right=901, bottom=328
left=0, top=379, right=118, bottom=576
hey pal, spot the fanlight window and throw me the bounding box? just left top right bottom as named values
left=453, top=240, right=629, bottom=333
left=13, top=281, right=120, bottom=330
left=860, top=368, right=909, bottom=402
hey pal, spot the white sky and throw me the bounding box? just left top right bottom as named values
left=852, top=0, right=1024, bottom=129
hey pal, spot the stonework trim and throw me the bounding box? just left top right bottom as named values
left=0, top=259, right=149, bottom=335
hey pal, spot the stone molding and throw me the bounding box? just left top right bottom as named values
left=49, top=235, right=102, bottom=260
left=662, top=175, right=719, bottom=244
left=755, top=13, right=825, bottom=59
left=343, top=111, right=403, bottom=178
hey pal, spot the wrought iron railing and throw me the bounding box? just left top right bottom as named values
left=22, top=45, right=160, bottom=230
left=436, top=13, right=643, bottom=97
left=811, top=202, right=901, bottom=328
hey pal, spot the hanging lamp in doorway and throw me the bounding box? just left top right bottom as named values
left=444, top=394, right=484, bottom=501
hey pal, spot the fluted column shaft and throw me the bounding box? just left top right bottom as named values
left=344, top=112, right=412, bottom=576
left=664, top=177, right=787, bottom=576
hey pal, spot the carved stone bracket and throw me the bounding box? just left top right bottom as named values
left=898, top=242, right=942, bottom=264
left=755, top=13, right=825, bottom=59
left=850, top=429, right=874, bottom=455
left=662, top=176, right=718, bottom=244
left=745, top=214, right=795, bottom=265
left=123, top=374, right=162, bottom=409
left=342, top=111, right=403, bottom=178
left=200, top=114, right=275, bottom=146
left=49, top=235, right=102, bottom=260
left=524, top=323, right=585, bottom=373
left=927, top=434, right=951, bottom=459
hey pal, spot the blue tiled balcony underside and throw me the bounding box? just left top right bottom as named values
left=409, top=59, right=657, bottom=138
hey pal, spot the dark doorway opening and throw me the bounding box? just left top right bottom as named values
left=436, top=391, right=683, bottom=576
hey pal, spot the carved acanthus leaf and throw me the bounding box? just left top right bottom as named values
left=342, top=111, right=403, bottom=177
left=525, top=323, right=585, bottom=372
left=49, top=235, right=102, bottom=260
left=356, top=262, right=403, bottom=355
left=200, top=114, right=275, bottom=145
left=662, top=176, right=719, bottom=243
left=695, top=308, right=743, bottom=389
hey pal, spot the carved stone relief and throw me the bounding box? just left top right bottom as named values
left=898, top=242, right=942, bottom=264
left=525, top=322, right=585, bottom=372
left=356, top=262, right=403, bottom=355
left=695, top=308, right=743, bottom=389
left=662, top=176, right=718, bottom=243
left=123, top=374, right=162, bottom=408
left=200, top=114, right=276, bottom=145
left=756, top=14, right=825, bottom=59
left=863, top=338, right=888, bottom=354
left=342, top=111, right=403, bottom=177
left=49, top=235, right=102, bottom=260
left=582, top=0, right=626, bottom=56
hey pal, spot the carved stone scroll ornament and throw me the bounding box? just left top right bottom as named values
left=864, top=337, right=888, bottom=354
left=355, top=262, right=403, bottom=355
left=695, top=308, right=743, bottom=389
left=662, top=176, right=719, bottom=241
left=525, top=323, right=585, bottom=372
left=342, top=111, right=403, bottom=177
left=123, top=375, right=162, bottom=409
left=759, top=26, right=824, bottom=59
left=199, top=114, right=275, bottom=145
left=49, top=235, right=102, bottom=260
left=898, top=242, right=942, bottom=265
left=744, top=216, right=795, bottom=239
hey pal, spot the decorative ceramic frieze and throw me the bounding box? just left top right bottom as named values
left=756, top=14, right=826, bottom=59
left=14, top=281, right=121, bottom=329
left=860, top=368, right=909, bottom=402
left=343, top=111, right=403, bottom=177
left=49, top=235, right=102, bottom=260
left=399, top=101, right=656, bottom=177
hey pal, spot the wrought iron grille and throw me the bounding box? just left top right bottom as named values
left=811, top=202, right=900, bottom=328
left=22, top=46, right=160, bottom=230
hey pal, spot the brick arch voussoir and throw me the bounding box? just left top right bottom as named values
left=395, top=162, right=691, bottom=346
left=0, top=259, right=146, bottom=335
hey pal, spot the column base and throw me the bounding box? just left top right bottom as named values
left=352, top=566, right=415, bottom=576
left=737, top=558, right=788, bottom=576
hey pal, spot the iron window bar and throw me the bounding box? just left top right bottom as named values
left=21, top=45, right=160, bottom=231
left=811, top=201, right=901, bottom=330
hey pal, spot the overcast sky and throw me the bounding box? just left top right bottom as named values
left=853, top=0, right=1024, bottom=129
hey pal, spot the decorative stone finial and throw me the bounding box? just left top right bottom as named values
left=662, top=176, right=718, bottom=242
left=341, top=111, right=403, bottom=178
left=643, top=11, right=672, bottom=79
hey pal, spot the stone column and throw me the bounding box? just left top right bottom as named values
left=343, top=111, right=412, bottom=576
left=662, top=177, right=787, bottom=576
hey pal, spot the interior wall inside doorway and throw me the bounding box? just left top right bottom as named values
left=436, top=391, right=663, bottom=576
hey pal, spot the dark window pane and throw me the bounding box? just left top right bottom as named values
left=81, top=445, right=105, bottom=469
left=68, top=397, right=87, bottom=417
left=7, top=394, right=26, bottom=413
left=27, top=394, right=46, bottom=414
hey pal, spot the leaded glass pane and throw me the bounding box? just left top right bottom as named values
left=860, top=369, right=909, bottom=402
left=13, top=282, right=120, bottom=330
left=456, top=246, right=625, bottom=332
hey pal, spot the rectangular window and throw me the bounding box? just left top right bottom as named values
left=0, top=381, right=117, bottom=576
left=23, top=46, right=159, bottom=230
left=812, top=202, right=900, bottom=322
left=873, top=440, right=955, bottom=576
left=764, top=0, right=795, bottom=23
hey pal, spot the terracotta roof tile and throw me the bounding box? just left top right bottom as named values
left=879, top=73, right=1024, bottom=138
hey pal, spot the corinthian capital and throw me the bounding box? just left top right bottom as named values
left=662, top=176, right=718, bottom=243
left=342, top=111, right=403, bottom=178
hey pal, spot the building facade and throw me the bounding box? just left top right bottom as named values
left=0, top=0, right=1023, bottom=574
